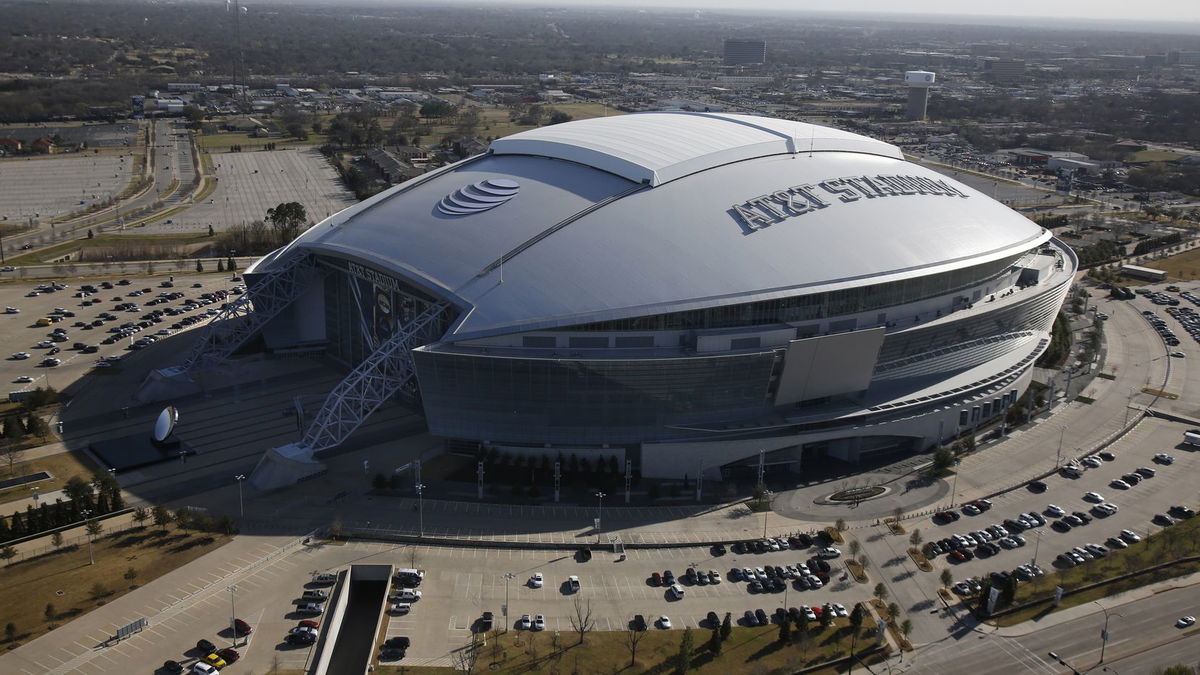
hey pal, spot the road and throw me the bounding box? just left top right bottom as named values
left=906, top=585, right=1200, bottom=674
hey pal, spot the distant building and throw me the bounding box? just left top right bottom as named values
left=167, top=83, right=203, bottom=92
left=723, top=39, right=766, bottom=66
left=984, top=59, right=1026, bottom=81
left=30, top=137, right=55, bottom=154
left=0, top=138, right=23, bottom=154
left=365, top=148, right=424, bottom=184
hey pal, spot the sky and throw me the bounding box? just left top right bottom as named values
left=466, top=0, right=1200, bottom=24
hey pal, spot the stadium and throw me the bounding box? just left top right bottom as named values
left=145, top=112, right=1077, bottom=489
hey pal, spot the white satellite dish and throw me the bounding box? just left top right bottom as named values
left=153, top=406, right=179, bottom=443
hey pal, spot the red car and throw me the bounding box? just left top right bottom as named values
left=217, top=648, right=240, bottom=664
left=809, top=606, right=824, bottom=618
left=233, top=618, right=253, bottom=636
left=299, top=619, right=320, bottom=629
left=650, top=572, right=662, bottom=586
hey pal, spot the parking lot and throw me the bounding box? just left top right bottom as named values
left=5, top=533, right=874, bottom=674
left=924, top=416, right=1198, bottom=586
left=135, top=148, right=355, bottom=235
left=1, top=272, right=240, bottom=397
left=0, top=154, right=136, bottom=225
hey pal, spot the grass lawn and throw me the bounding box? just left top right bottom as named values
left=989, top=513, right=1200, bottom=626
left=0, top=524, right=232, bottom=647
left=0, top=450, right=103, bottom=504
left=378, top=621, right=880, bottom=674
left=1129, top=149, right=1185, bottom=163
left=1137, top=246, right=1200, bottom=282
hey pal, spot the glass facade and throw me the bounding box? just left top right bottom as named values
left=564, top=255, right=1019, bottom=332
left=414, top=350, right=781, bottom=444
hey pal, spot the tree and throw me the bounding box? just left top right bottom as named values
left=720, top=611, right=732, bottom=641
left=217, top=515, right=236, bottom=535
left=3, top=415, right=26, bottom=448
left=152, top=505, right=171, bottom=532
left=873, top=583, right=888, bottom=602
left=0, top=546, right=15, bottom=564
left=174, top=508, right=192, bottom=531
left=44, top=603, right=55, bottom=622
left=227, top=256, right=237, bottom=271
left=932, top=446, right=955, bottom=472
left=547, top=109, right=573, bottom=125
left=675, top=626, right=694, bottom=674
left=372, top=473, right=387, bottom=490
left=208, top=223, right=215, bottom=237
left=940, top=569, right=953, bottom=587
left=50, top=531, right=63, bottom=550
left=4, top=621, right=15, bottom=643
left=849, top=539, right=861, bottom=557
left=123, top=567, right=138, bottom=586
left=217, top=258, right=225, bottom=272
left=777, top=615, right=792, bottom=643
left=887, top=602, right=900, bottom=622
left=1158, top=666, right=1196, bottom=675
left=625, top=619, right=648, bottom=667
left=909, top=529, right=923, bottom=547
left=87, top=228, right=94, bottom=239
left=132, top=506, right=148, bottom=528
left=265, top=201, right=307, bottom=243
left=900, top=619, right=913, bottom=640
left=568, top=596, right=594, bottom=646
left=835, top=518, right=847, bottom=531
left=90, top=581, right=107, bottom=600
left=85, top=518, right=103, bottom=538
left=707, top=625, right=721, bottom=654
left=196, top=259, right=204, bottom=273
left=0, top=442, right=25, bottom=479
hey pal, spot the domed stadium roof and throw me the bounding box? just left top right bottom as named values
left=266, top=112, right=1050, bottom=339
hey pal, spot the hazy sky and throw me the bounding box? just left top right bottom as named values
left=486, top=0, right=1200, bottom=24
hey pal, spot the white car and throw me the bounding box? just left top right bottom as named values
left=658, top=615, right=672, bottom=629
left=34, top=341, right=53, bottom=348
left=529, top=572, right=543, bottom=588
left=4, top=307, right=18, bottom=313
left=192, top=664, right=218, bottom=675
left=520, top=614, right=532, bottom=629
left=1110, top=479, right=1130, bottom=489
left=15, top=376, right=33, bottom=383
left=93, top=361, right=113, bottom=368
left=389, top=603, right=411, bottom=615
left=391, top=589, right=421, bottom=602
left=11, top=352, right=30, bottom=360
left=1082, top=456, right=1101, bottom=468
left=567, top=575, right=580, bottom=592
left=831, top=603, right=849, bottom=617
left=1046, top=504, right=1065, bottom=517
left=816, top=547, right=842, bottom=559
left=533, top=614, right=545, bottom=631
left=669, top=583, right=685, bottom=599
left=1120, top=529, right=1141, bottom=543
left=1154, top=453, right=1175, bottom=464
left=1084, top=492, right=1104, bottom=503
left=1177, top=616, right=1196, bottom=628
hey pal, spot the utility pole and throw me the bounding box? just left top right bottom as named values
left=82, top=509, right=95, bottom=565
left=476, top=461, right=484, bottom=500
left=762, top=490, right=774, bottom=538
left=624, top=460, right=631, bottom=505
left=553, top=462, right=561, bottom=503
left=1056, top=427, right=1066, bottom=468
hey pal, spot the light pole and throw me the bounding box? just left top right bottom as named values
left=502, top=572, right=515, bottom=633
left=762, top=490, right=774, bottom=538
left=1030, top=528, right=1044, bottom=569
left=82, top=509, right=95, bottom=565
left=234, top=474, right=246, bottom=520
left=1095, top=602, right=1122, bottom=664
left=415, top=483, right=425, bottom=538
left=228, top=585, right=238, bottom=647
left=594, top=491, right=606, bottom=545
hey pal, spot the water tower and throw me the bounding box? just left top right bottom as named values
left=905, top=71, right=936, bottom=121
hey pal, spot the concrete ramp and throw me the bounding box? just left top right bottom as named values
left=249, top=442, right=325, bottom=491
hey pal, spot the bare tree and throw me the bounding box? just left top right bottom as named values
left=625, top=616, right=648, bottom=667
left=569, top=596, right=594, bottom=646
left=451, top=632, right=479, bottom=674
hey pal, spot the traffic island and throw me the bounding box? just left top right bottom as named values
left=907, top=547, right=933, bottom=572
left=845, top=559, right=868, bottom=583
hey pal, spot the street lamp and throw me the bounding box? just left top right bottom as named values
left=1094, top=602, right=1123, bottom=665
left=415, top=483, right=425, bottom=538
left=762, top=490, right=774, bottom=538
left=234, top=474, right=246, bottom=520
left=502, top=572, right=515, bottom=633
left=82, top=508, right=95, bottom=565
left=228, top=585, right=238, bottom=647
left=594, top=491, right=606, bottom=544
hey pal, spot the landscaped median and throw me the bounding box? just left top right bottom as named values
left=964, top=512, right=1200, bottom=626
left=375, top=617, right=886, bottom=674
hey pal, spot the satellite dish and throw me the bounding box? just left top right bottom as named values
left=153, top=406, right=179, bottom=443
